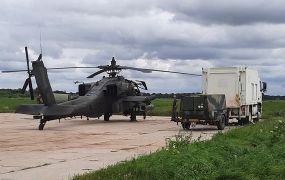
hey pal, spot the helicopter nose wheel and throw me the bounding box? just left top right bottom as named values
left=104, top=113, right=111, bottom=121
left=39, top=119, right=46, bottom=130
left=130, top=110, right=137, bottom=121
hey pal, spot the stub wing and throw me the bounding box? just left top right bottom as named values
left=122, top=95, right=156, bottom=102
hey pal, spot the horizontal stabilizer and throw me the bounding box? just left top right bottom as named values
left=16, top=104, right=75, bottom=116
left=16, top=105, right=45, bottom=115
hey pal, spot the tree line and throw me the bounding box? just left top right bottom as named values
left=0, top=89, right=284, bottom=100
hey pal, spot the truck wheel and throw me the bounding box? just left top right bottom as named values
left=225, top=115, right=229, bottom=126
left=182, top=121, right=190, bottom=130
left=244, top=116, right=250, bottom=124
left=217, top=115, right=225, bottom=130
left=253, top=113, right=260, bottom=123
left=238, top=119, right=243, bottom=125
left=238, top=117, right=250, bottom=125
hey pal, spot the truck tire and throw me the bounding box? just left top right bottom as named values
left=238, top=118, right=248, bottom=125
left=225, top=114, right=229, bottom=126
left=217, top=115, right=225, bottom=130
left=238, top=118, right=243, bottom=125
left=244, top=116, right=250, bottom=124
left=253, top=113, right=260, bottom=123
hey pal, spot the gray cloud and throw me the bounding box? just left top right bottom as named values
left=0, top=0, right=284, bottom=95
left=164, top=0, right=285, bottom=25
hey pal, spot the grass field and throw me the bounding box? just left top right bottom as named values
left=263, top=100, right=285, bottom=118
left=73, top=100, right=285, bottom=180
left=0, top=97, right=175, bottom=114
left=0, top=97, right=35, bottom=113
left=0, top=97, right=284, bottom=117
left=150, top=98, right=177, bottom=116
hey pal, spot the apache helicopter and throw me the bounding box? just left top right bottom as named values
left=2, top=47, right=201, bottom=130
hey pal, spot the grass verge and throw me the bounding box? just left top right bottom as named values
left=73, top=100, right=285, bottom=180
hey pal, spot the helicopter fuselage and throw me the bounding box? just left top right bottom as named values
left=16, top=61, right=154, bottom=128
left=58, top=76, right=151, bottom=118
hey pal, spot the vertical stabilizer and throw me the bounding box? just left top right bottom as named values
left=32, top=60, right=56, bottom=106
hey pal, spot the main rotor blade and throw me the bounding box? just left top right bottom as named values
left=120, top=66, right=201, bottom=76
left=2, top=65, right=201, bottom=76
left=47, top=66, right=99, bottom=70
left=1, top=66, right=100, bottom=73
left=87, top=69, right=105, bottom=78
left=120, top=66, right=152, bottom=73
left=2, top=69, right=28, bottom=73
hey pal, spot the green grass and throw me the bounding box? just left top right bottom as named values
left=0, top=96, right=284, bottom=117
left=151, top=99, right=285, bottom=117
left=0, top=97, right=176, bottom=114
left=0, top=97, right=35, bottom=113
left=0, top=93, right=70, bottom=113
left=263, top=100, right=285, bottom=118
left=73, top=100, right=285, bottom=180
left=150, top=98, right=177, bottom=116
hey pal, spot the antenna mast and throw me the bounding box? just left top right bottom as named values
left=39, top=30, right=43, bottom=55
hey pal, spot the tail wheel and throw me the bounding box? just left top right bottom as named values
left=39, top=119, right=46, bottom=130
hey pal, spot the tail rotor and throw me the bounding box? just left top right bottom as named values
left=21, top=46, right=41, bottom=100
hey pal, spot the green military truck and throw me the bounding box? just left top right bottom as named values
left=172, top=94, right=228, bottom=130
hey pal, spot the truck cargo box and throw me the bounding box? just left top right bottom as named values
left=202, top=67, right=263, bottom=107
left=202, top=67, right=266, bottom=123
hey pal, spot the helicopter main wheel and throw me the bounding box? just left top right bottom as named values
left=104, top=113, right=111, bottom=121
left=143, top=111, right=146, bottom=120
left=130, top=111, right=137, bottom=121
left=39, top=119, right=46, bottom=130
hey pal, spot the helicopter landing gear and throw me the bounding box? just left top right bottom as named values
left=104, top=113, right=111, bottom=121
left=143, top=111, right=146, bottom=120
left=39, top=119, right=46, bottom=130
left=130, top=111, right=137, bottom=121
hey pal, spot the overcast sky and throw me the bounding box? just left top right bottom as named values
left=0, top=0, right=284, bottom=95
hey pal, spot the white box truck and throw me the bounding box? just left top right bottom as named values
left=202, top=67, right=267, bottom=124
